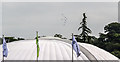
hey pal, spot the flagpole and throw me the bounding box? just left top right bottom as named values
left=2, top=35, right=4, bottom=62
left=2, top=52, right=4, bottom=62
left=36, top=54, right=38, bottom=62
left=72, top=33, right=73, bottom=62
left=36, top=31, right=38, bottom=62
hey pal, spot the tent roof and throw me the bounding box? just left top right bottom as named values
left=0, top=37, right=119, bottom=61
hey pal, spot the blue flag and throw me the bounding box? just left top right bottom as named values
left=3, top=37, right=8, bottom=57
left=72, top=36, right=81, bottom=57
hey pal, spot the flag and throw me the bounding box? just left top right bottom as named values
left=36, top=32, right=40, bottom=58
left=72, top=36, right=81, bottom=57
left=3, top=36, right=8, bottom=57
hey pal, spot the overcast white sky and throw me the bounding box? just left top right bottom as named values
left=1, top=2, right=118, bottom=39
left=1, top=0, right=119, bottom=2
left=0, top=2, right=2, bottom=37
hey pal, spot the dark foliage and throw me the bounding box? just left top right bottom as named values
left=78, top=13, right=92, bottom=42
left=76, top=21, right=120, bottom=58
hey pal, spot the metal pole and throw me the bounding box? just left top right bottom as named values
left=2, top=35, right=4, bottom=62
left=37, top=57, right=38, bottom=62
left=72, top=33, right=73, bottom=62
left=36, top=31, right=38, bottom=62
left=2, top=51, right=4, bottom=62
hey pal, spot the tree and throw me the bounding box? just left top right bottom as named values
left=98, top=33, right=107, bottom=42
left=87, top=36, right=97, bottom=44
left=98, top=22, right=120, bottom=58
left=54, top=34, right=62, bottom=38
left=18, top=37, right=25, bottom=40
left=104, top=22, right=120, bottom=43
left=78, top=13, right=92, bottom=42
left=104, top=22, right=120, bottom=33
left=5, top=37, right=18, bottom=42
left=111, top=50, right=120, bottom=58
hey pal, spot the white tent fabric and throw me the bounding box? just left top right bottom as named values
left=0, top=37, right=119, bottom=61
left=78, top=43, right=119, bottom=60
